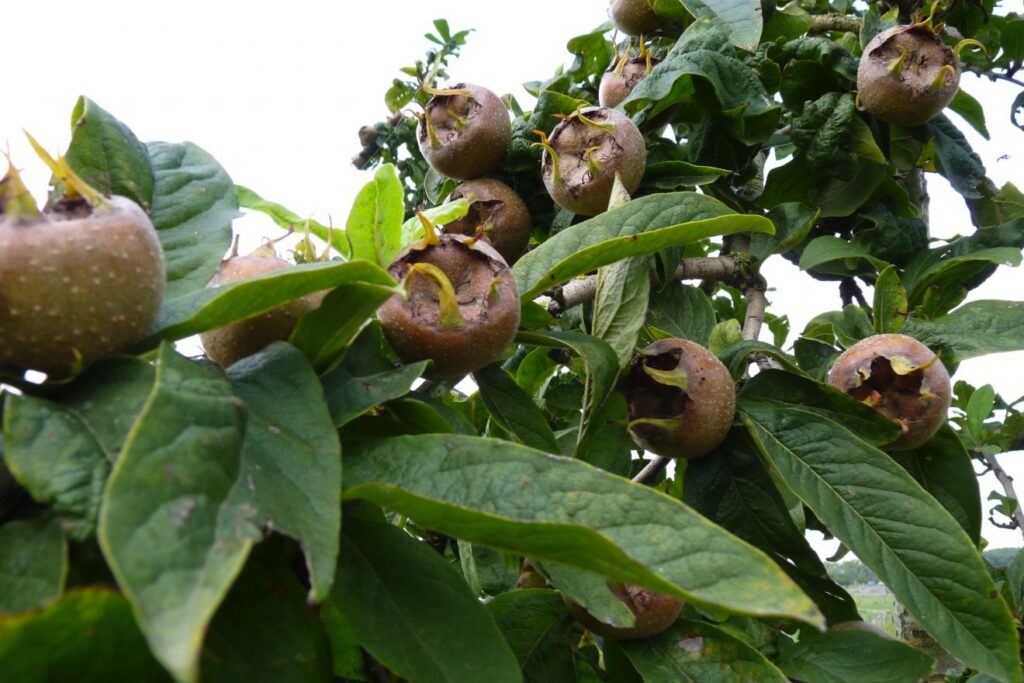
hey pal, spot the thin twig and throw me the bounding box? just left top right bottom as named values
left=632, top=455, right=671, bottom=484
left=808, top=14, right=863, bottom=33
left=980, top=450, right=1024, bottom=541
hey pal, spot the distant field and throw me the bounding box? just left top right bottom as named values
left=848, top=585, right=897, bottom=635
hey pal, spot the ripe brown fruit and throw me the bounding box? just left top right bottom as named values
left=442, top=178, right=532, bottom=265
left=857, top=25, right=961, bottom=127
left=599, top=54, right=660, bottom=109
left=0, top=164, right=165, bottom=378
left=827, top=333, right=951, bottom=451
left=565, top=583, right=682, bottom=640
left=538, top=107, right=646, bottom=216
left=626, top=338, right=735, bottom=459
left=417, top=83, right=511, bottom=180
left=609, top=0, right=663, bottom=36
left=378, top=233, right=520, bottom=379
left=200, top=247, right=324, bottom=367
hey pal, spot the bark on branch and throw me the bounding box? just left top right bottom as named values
left=809, top=14, right=863, bottom=33
left=980, top=450, right=1024, bottom=541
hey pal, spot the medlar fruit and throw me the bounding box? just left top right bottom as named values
left=609, top=0, right=663, bottom=36
left=378, top=233, right=520, bottom=379
left=442, top=178, right=531, bottom=265
left=599, top=51, right=660, bottom=109
left=565, top=582, right=683, bottom=640
left=417, top=83, right=511, bottom=180
left=827, top=333, right=951, bottom=451
left=536, top=107, right=646, bottom=216
left=626, top=338, right=735, bottom=459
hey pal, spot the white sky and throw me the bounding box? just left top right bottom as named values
left=2, top=0, right=1022, bottom=552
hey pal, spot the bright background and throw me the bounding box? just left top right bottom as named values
left=3, top=0, right=1022, bottom=552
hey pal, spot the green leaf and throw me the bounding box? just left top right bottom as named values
left=236, top=185, right=349, bottom=258
left=2, top=358, right=155, bottom=539
left=99, top=346, right=258, bottom=683
left=225, top=344, right=341, bottom=602
left=616, top=619, right=789, bottom=682
left=593, top=256, right=652, bottom=366
left=289, top=280, right=399, bottom=371
left=927, top=115, right=986, bottom=199
left=640, top=161, right=731, bottom=190
left=513, top=192, right=773, bottom=300
left=400, top=198, right=469, bottom=247
left=873, top=266, right=908, bottom=334
left=345, top=164, right=405, bottom=267
left=719, top=340, right=809, bottom=380
left=342, top=434, right=822, bottom=625
left=148, top=142, right=238, bottom=302
left=949, top=88, right=991, bottom=140
left=0, top=516, right=66, bottom=614
left=903, top=300, right=1024, bottom=362
left=331, top=516, right=521, bottom=683
left=516, top=330, right=620, bottom=453
left=474, top=365, right=560, bottom=453
left=739, top=372, right=1022, bottom=683
left=542, top=563, right=635, bottom=628
left=777, top=627, right=934, bottom=683
left=323, top=361, right=428, bottom=428
left=790, top=92, right=858, bottom=177
left=684, top=431, right=859, bottom=623
left=750, top=202, right=819, bottom=264
left=678, top=0, right=764, bottom=53
left=145, top=259, right=395, bottom=344
left=761, top=155, right=887, bottom=218
left=966, top=385, right=997, bottom=445
left=486, top=589, right=576, bottom=683
left=64, top=96, right=155, bottom=209
left=891, top=426, right=982, bottom=544
left=0, top=589, right=172, bottom=682
left=202, top=543, right=333, bottom=683
left=799, top=236, right=888, bottom=274
left=646, top=283, right=717, bottom=346
left=1007, top=549, right=1024, bottom=613
left=707, top=318, right=743, bottom=357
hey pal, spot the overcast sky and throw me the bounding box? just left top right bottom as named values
left=3, top=0, right=1022, bottom=551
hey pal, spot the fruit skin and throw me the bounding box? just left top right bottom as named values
left=599, top=57, right=660, bottom=109
left=200, top=251, right=324, bottom=367
left=417, top=83, right=512, bottom=180
left=378, top=234, right=520, bottom=379
left=541, top=107, right=647, bottom=216
left=0, top=196, right=165, bottom=377
left=626, top=338, right=735, bottom=459
left=565, top=583, right=683, bottom=640
left=609, top=0, right=662, bottom=36
left=443, top=178, right=532, bottom=265
left=857, top=25, right=960, bottom=127
left=827, top=333, right=951, bottom=451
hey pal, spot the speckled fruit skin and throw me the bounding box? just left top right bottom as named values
left=626, top=338, right=735, bottom=459
left=0, top=196, right=165, bottom=377
left=200, top=254, right=324, bottom=367
left=609, top=0, right=662, bottom=36
left=541, top=107, right=647, bottom=216
left=827, top=333, right=951, bottom=451
left=857, top=25, right=959, bottom=127
left=443, top=178, right=532, bottom=264
left=599, top=57, right=660, bottom=108
left=378, top=234, right=520, bottom=379
left=565, top=583, right=683, bottom=640
left=417, top=83, right=511, bottom=180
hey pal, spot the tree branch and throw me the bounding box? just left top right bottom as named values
left=809, top=14, right=863, bottom=33
left=980, top=450, right=1024, bottom=541
left=632, top=456, right=671, bottom=484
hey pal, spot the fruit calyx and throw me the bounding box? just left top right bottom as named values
left=0, top=157, right=43, bottom=225
left=25, top=131, right=108, bottom=210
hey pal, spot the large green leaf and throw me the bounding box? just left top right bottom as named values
left=739, top=371, right=1022, bottom=683
left=144, top=260, right=395, bottom=345
left=0, top=516, right=66, bottom=614
left=615, top=619, right=789, bottom=682
left=345, top=163, right=405, bottom=267
left=750, top=202, right=819, bottom=264
left=225, top=344, right=341, bottom=601
left=322, top=361, right=428, bottom=428
left=665, top=0, right=763, bottom=54
left=0, top=589, right=172, bottom=682
left=331, top=516, right=521, bottom=683
left=592, top=256, right=651, bottom=366
left=541, top=562, right=636, bottom=627
left=235, top=185, right=349, bottom=258
left=891, top=425, right=982, bottom=544
left=646, top=283, right=716, bottom=346
left=873, top=265, right=908, bottom=334
left=342, top=434, right=822, bottom=625
left=201, top=543, right=333, bottom=683
left=776, top=627, right=934, bottom=683
left=2, top=358, right=155, bottom=539
left=63, top=96, right=155, bottom=209
left=474, top=365, right=560, bottom=453
left=512, top=192, right=773, bottom=300
left=903, top=300, right=1024, bottom=362
left=486, top=589, right=576, bottom=683
left=99, top=346, right=258, bottom=683
left=148, top=142, right=238, bottom=302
